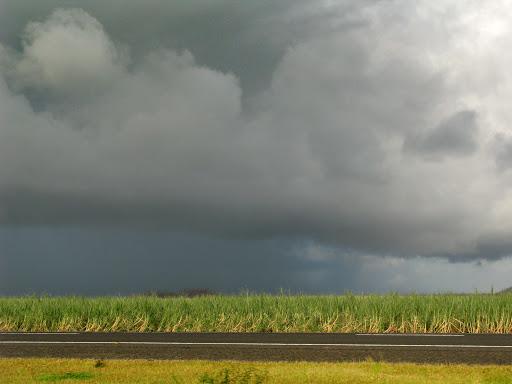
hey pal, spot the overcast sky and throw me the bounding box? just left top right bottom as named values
left=1, top=1, right=512, bottom=295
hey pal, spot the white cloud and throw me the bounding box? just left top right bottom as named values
left=14, top=9, right=125, bottom=99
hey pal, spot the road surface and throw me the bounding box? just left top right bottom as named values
left=1, top=332, right=512, bottom=364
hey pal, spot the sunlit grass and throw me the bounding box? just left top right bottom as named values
left=1, top=358, right=512, bottom=384
left=1, top=294, right=512, bottom=333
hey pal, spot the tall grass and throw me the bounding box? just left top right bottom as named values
left=1, top=294, right=512, bottom=333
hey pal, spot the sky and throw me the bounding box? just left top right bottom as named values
left=1, top=1, right=512, bottom=295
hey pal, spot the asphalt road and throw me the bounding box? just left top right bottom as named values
left=1, top=332, right=512, bottom=364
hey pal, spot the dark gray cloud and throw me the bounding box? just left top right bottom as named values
left=1, top=0, right=512, bottom=297
left=1, top=227, right=510, bottom=295
left=0, top=228, right=359, bottom=295
left=494, top=134, right=512, bottom=172
left=404, top=110, right=479, bottom=159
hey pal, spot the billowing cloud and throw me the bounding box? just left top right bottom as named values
left=2, top=2, right=512, bottom=265
left=15, top=9, right=124, bottom=99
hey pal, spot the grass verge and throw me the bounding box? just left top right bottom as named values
left=2, top=294, right=512, bottom=333
left=0, top=358, right=512, bottom=383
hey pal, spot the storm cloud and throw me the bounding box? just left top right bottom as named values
left=404, top=110, right=479, bottom=159
left=2, top=1, right=512, bottom=294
